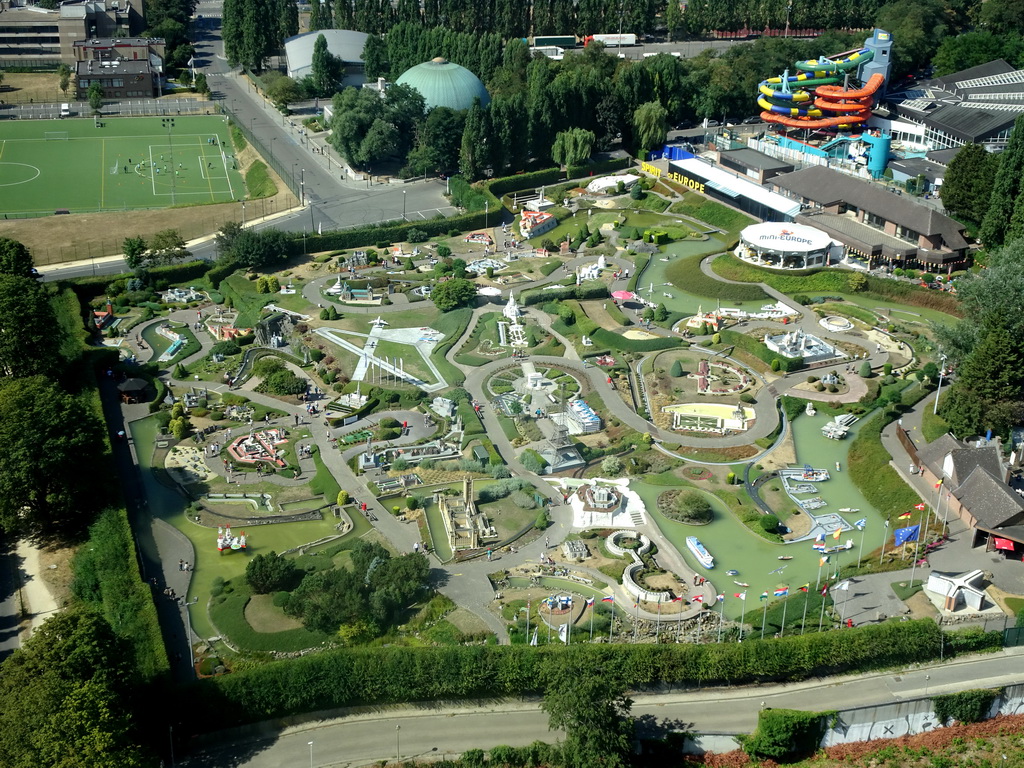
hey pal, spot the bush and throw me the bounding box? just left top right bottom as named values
left=211, top=339, right=241, bottom=357
left=534, top=510, right=550, bottom=530
left=669, top=359, right=683, bottom=377
left=932, top=689, right=1000, bottom=724
left=245, top=552, right=300, bottom=594
left=859, top=361, right=872, bottom=378
left=674, top=491, right=713, bottom=524
left=511, top=490, right=536, bottom=509
left=743, top=708, right=830, bottom=760
left=760, top=514, right=780, bottom=532
left=740, top=393, right=755, bottom=404
left=272, top=590, right=291, bottom=608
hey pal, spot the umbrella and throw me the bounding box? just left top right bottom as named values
left=611, top=290, right=633, bottom=300
left=117, top=378, right=149, bottom=393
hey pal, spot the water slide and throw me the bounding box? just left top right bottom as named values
left=756, top=48, right=884, bottom=129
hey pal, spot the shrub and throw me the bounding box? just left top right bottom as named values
left=933, top=689, right=1000, bottom=725
left=534, top=510, right=550, bottom=530
left=674, top=491, right=713, bottom=524
left=859, top=361, right=872, bottom=378
left=726, top=472, right=736, bottom=484
left=760, top=514, right=780, bottom=532
left=743, top=708, right=830, bottom=760
left=245, top=552, right=300, bottom=594
left=669, top=359, right=683, bottom=377
left=740, top=393, right=755, bottom=404
left=511, top=490, right=536, bottom=509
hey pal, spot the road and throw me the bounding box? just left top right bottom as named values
left=181, top=648, right=1024, bottom=767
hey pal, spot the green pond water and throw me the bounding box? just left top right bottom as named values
left=633, top=411, right=883, bottom=618
left=636, top=238, right=768, bottom=317
left=140, top=322, right=173, bottom=362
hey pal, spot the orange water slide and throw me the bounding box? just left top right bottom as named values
left=760, top=72, right=884, bottom=130
left=759, top=111, right=865, bottom=129
left=815, top=73, right=885, bottom=101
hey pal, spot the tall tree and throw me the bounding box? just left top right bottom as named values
left=980, top=113, right=1024, bottom=247
left=0, top=237, right=35, bottom=277
left=362, top=34, right=389, bottom=79
left=459, top=98, right=489, bottom=180
left=0, top=376, right=106, bottom=538
left=405, top=106, right=465, bottom=176
left=940, top=144, right=1000, bottom=227
left=942, top=328, right=1024, bottom=438
left=0, top=276, right=62, bottom=379
left=541, top=647, right=634, bottom=768
left=311, top=33, right=343, bottom=97
left=632, top=100, right=668, bottom=156
left=552, top=127, right=596, bottom=168
left=874, top=0, right=949, bottom=78
left=279, top=0, right=299, bottom=40
left=665, top=0, right=684, bottom=41
left=309, top=0, right=324, bottom=31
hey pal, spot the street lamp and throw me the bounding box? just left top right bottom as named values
left=485, top=200, right=489, bottom=231
left=396, top=725, right=401, bottom=763
left=271, top=136, right=276, bottom=163
left=933, top=353, right=948, bottom=415
left=292, top=163, right=298, bottom=195
left=301, top=168, right=305, bottom=206
left=241, top=201, right=246, bottom=228
left=402, top=190, right=407, bottom=221
left=308, top=740, right=313, bottom=768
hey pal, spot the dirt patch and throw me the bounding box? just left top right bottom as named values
left=673, top=443, right=759, bottom=461
left=905, top=589, right=940, bottom=620
left=0, top=73, right=63, bottom=103
left=244, top=593, right=304, bottom=632
left=38, top=544, right=78, bottom=610
left=782, top=509, right=813, bottom=540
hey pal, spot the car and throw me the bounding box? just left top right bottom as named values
left=704, top=119, right=720, bottom=127
left=742, top=115, right=762, bottom=124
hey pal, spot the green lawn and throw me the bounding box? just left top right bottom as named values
left=0, top=116, right=244, bottom=216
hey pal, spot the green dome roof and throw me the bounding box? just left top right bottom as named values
left=395, top=57, right=490, bottom=112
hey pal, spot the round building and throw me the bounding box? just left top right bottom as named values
left=395, top=57, right=490, bottom=111
left=737, top=222, right=837, bottom=269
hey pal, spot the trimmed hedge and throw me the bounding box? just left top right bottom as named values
left=719, top=329, right=804, bottom=372
left=286, top=210, right=490, bottom=255
left=181, top=619, right=944, bottom=730
left=933, top=688, right=1000, bottom=725
left=68, top=260, right=212, bottom=300
left=566, top=155, right=631, bottom=179
left=521, top=282, right=610, bottom=307
left=71, top=508, right=170, bottom=682
left=489, top=168, right=565, bottom=198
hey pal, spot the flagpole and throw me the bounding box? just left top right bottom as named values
left=610, top=603, right=615, bottom=643
left=879, top=519, right=889, bottom=565
left=739, top=596, right=746, bottom=641
left=526, top=600, right=530, bottom=646
left=590, top=602, right=594, bottom=642
left=857, top=527, right=865, bottom=569
left=696, top=611, right=702, bottom=644
left=761, top=597, right=769, bottom=640
left=910, top=537, right=920, bottom=588
left=633, top=600, right=639, bottom=643
left=800, top=589, right=810, bottom=634
left=655, top=596, right=662, bottom=643
left=841, top=584, right=852, bottom=625
left=818, top=587, right=828, bottom=632
left=780, top=596, right=788, bottom=638
left=717, top=597, right=725, bottom=643
left=815, top=558, right=823, bottom=589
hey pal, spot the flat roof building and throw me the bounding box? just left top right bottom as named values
left=0, top=0, right=143, bottom=68
left=716, top=147, right=795, bottom=184
left=771, top=165, right=969, bottom=270
left=284, top=29, right=368, bottom=79
left=76, top=57, right=155, bottom=99
left=666, top=154, right=801, bottom=222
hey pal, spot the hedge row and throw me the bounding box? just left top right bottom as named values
left=68, top=260, right=212, bottom=300
left=591, top=327, right=679, bottom=352
left=719, top=329, right=804, bottom=372
left=566, top=155, right=631, bottom=179
left=521, top=282, right=610, bottom=306
left=285, top=209, right=489, bottom=255
left=71, top=508, right=170, bottom=682
left=182, top=619, right=943, bottom=730
left=488, top=168, right=566, bottom=198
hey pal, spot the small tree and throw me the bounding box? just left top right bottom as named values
left=654, top=303, right=669, bottom=322
left=337, top=490, right=349, bottom=506
left=245, top=551, right=300, bottom=594
left=674, top=490, right=713, bottom=523
left=859, top=361, right=872, bottom=378
left=669, top=359, right=683, bottom=377
left=629, top=183, right=645, bottom=201
left=122, top=236, right=148, bottom=271
left=87, top=82, right=104, bottom=113
left=601, top=456, right=623, bottom=475
left=760, top=514, right=780, bottom=532
left=57, top=64, right=72, bottom=96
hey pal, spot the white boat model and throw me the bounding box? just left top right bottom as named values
left=805, top=402, right=816, bottom=416
left=687, top=536, right=715, bottom=569
left=839, top=508, right=860, bottom=513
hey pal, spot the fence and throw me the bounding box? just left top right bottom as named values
left=220, top=100, right=302, bottom=199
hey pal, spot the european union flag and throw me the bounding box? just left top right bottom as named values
left=894, top=524, right=920, bottom=547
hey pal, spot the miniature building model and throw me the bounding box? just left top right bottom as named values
left=519, top=210, right=557, bottom=239
left=435, top=477, right=498, bottom=552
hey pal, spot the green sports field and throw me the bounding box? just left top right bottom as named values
left=0, top=116, right=245, bottom=216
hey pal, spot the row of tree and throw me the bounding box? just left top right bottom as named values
left=0, top=238, right=109, bottom=541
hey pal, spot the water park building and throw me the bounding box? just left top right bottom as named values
left=284, top=30, right=368, bottom=79
left=884, top=59, right=1024, bottom=152
left=737, top=222, right=838, bottom=269
left=771, top=166, right=969, bottom=270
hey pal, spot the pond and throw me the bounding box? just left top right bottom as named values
left=633, top=412, right=883, bottom=618
left=635, top=237, right=769, bottom=317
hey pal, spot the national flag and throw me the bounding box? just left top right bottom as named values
left=814, top=533, right=825, bottom=543
left=819, top=555, right=829, bottom=567
left=934, top=478, right=944, bottom=489
left=898, top=512, right=913, bottom=520
left=692, top=595, right=704, bottom=603
left=833, top=528, right=842, bottom=540
left=672, top=596, right=684, bottom=602
left=601, top=596, right=614, bottom=603
left=834, top=581, right=851, bottom=591
left=716, top=593, right=725, bottom=601
left=821, top=583, right=829, bottom=595
left=774, top=587, right=789, bottom=597
left=586, top=597, right=595, bottom=607
left=799, top=584, right=810, bottom=592
left=760, top=591, right=769, bottom=601
left=854, top=518, right=867, bottom=530
left=530, top=628, right=538, bottom=646
left=317, top=221, right=323, bottom=235
left=894, top=524, right=921, bottom=547
left=558, top=623, right=568, bottom=643
left=734, top=592, right=747, bottom=600
left=914, top=503, right=926, bottom=510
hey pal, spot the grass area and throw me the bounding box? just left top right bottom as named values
left=208, top=580, right=329, bottom=652
left=664, top=253, right=769, bottom=302
left=848, top=407, right=927, bottom=522
left=712, top=253, right=855, bottom=294
left=309, top=447, right=342, bottom=501
left=920, top=402, right=951, bottom=443
left=220, top=273, right=277, bottom=327
left=430, top=307, right=473, bottom=387
left=624, top=193, right=671, bottom=212
left=890, top=578, right=925, bottom=600
left=526, top=212, right=619, bottom=246
left=0, top=116, right=244, bottom=216
left=372, top=338, right=437, bottom=384
left=230, top=122, right=247, bottom=151
left=815, top=301, right=880, bottom=326
left=667, top=193, right=756, bottom=236
left=1006, top=596, right=1024, bottom=616
left=497, top=416, right=520, bottom=441
left=244, top=160, right=277, bottom=199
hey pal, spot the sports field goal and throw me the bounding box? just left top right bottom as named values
left=44, top=132, right=69, bottom=141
